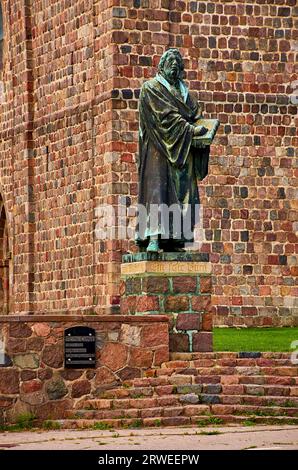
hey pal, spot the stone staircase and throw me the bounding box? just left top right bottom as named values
left=57, top=353, right=298, bottom=429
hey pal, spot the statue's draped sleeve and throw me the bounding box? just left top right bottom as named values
left=194, top=146, right=209, bottom=181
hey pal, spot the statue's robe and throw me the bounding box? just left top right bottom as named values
left=136, top=75, right=210, bottom=249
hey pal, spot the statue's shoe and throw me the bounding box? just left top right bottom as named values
left=146, top=239, right=161, bottom=253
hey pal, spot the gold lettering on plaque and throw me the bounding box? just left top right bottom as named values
left=121, top=261, right=212, bottom=276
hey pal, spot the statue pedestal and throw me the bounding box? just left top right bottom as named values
left=120, top=252, right=213, bottom=352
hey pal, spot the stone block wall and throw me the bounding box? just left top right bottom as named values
left=121, top=273, right=213, bottom=352
left=0, top=315, right=169, bottom=422
left=0, top=0, right=296, bottom=325
left=120, top=253, right=213, bottom=352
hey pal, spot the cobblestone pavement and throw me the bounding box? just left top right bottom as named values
left=0, top=425, right=297, bottom=450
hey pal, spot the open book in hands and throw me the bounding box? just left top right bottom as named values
left=192, top=119, right=220, bottom=148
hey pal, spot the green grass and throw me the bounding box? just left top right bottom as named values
left=93, top=422, right=113, bottom=431
left=42, top=420, right=61, bottom=430
left=282, top=400, right=298, bottom=408
left=243, top=419, right=257, bottom=426
left=197, top=417, right=223, bottom=427
left=0, top=413, right=36, bottom=432
left=214, top=327, right=298, bottom=352
left=121, top=419, right=143, bottom=429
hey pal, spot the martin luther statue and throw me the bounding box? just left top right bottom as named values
left=136, top=48, right=216, bottom=253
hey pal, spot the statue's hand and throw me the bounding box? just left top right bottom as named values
left=194, top=125, right=208, bottom=137
left=194, top=113, right=203, bottom=121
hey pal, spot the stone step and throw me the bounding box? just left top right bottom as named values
left=219, top=394, right=298, bottom=407
left=129, top=376, right=298, bottom=390
left=68, top=404, right=211, bottom=420
left=77, top=392, right=298, bottom=413
left=222, top=384, right=297, bottom=397
left=211, top=404, right=298, bottom=418
left=56, top=414, right=298, bottom=430
left=170, top=353, right=292, bottom=361
left=195, top=375, right=298, bottom=386
left=202, top=415, right=298, bottom=426
left=163, top=358, right=296, bottom=368
left=238, top=376, right=297, bottom=386
left=77, top=396, right=184, bottom=410
left=95, top=381, right=298, bottom=401
left=101, top=386, right=155, bottom=399
left=152, top=366, right=298, bottom=377
left=67, top=403, right=298, bottom=422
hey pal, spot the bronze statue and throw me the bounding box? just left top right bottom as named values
left=136, top=48, right=218, bottom=252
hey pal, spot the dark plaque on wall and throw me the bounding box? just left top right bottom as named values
left=64, top=326, right=96, bottom=369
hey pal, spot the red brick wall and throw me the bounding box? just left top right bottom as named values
left=0, top=0, right=123, bottom=314
left=0, top=0, right=297, bottom=325
left=109, top=0, right=298, bottom=327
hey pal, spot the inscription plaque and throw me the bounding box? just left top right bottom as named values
left=64, top=326, right=96, bottom=369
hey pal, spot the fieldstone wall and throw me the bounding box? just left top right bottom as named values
left=0, top=315, right=169, bottom=423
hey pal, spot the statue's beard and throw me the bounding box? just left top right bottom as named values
left=163, top=68, right=180, bottom=86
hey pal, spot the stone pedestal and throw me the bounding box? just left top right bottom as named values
left=120, top=252, right=213, bottom=352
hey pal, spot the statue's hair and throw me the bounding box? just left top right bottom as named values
left=158, top=48, right=184, bottom=75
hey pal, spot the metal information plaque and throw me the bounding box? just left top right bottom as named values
left=64, top=326, right=96, bottom=369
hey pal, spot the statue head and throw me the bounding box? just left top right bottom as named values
left=158, top=48, right=185, bottom=86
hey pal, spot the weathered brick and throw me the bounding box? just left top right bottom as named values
left=179, top=393, right=200, bottom=404
left=203, top=384, right=222, bottom=394
left=169, top=333, right=189, bottom=352
left=165, top=296, right=190, bottom=312
left=136, top=295, right=159, bottom=312
left=195, top=375, right=221, bottom=384
left=201, top=312, right=213, bottom=331
left=221, top=375, right=240, bottom=385
left=124, top=278, right=141, bottom=294
left=140, top=323, right=169, bottom=348
left=192, top=332, right=213, bottom=352
left=183, top=405, right=209, bottom=416
left=191, top=296, right=212, bottom=312
left=142, top=277, right=169, bottom=293
left=155, top=385, right=175, bottom=396
left=161, top=416, right=190, bottom=426
left=200, top=394, right=221, bottom=405
left=176, top=313, right=201, bottom=331
left=222, top=385, right=245, bottom=395
left=176, top=384, right=202, bottom=394
left=244, top=385, right=265, bottom=396
left=200, top=277, right=212, bottom=294
left=172, top=277, right=197, bottom=293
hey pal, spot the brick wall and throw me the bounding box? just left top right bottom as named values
left=109, top=0, right=298, bottom=326
left=0, top=0, right=297, bottom=325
